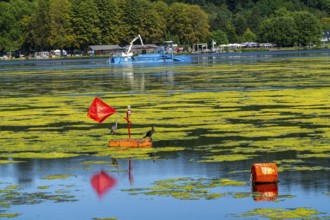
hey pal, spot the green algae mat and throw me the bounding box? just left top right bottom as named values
left=0, top=57, right=329, bottom=165
left=0, top=57, right=329, bottom=166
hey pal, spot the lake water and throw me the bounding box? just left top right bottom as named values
left=0, top=50, right=329, bottom=219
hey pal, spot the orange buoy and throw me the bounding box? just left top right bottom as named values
left=108, top=138, right=152, bottom=148
left=251, top=163, right=278, bottom=183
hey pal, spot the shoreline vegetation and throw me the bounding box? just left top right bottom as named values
left=1, top=0, right=329, bottom=58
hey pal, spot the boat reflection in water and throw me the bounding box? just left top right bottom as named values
left=252, top=183, right=278, bottom=201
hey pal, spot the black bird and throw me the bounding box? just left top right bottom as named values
left=110, top=119, right=118, bottom=135
left=143, top=126, right=155, bottom=139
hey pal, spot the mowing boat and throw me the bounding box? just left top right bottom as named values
left=108, top=138, right=152, bottom=148
left=106, top=34, right=191, bottom=65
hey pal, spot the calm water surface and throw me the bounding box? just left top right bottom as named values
left=0, top=50, right=329, bottom=219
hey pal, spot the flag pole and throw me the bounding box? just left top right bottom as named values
left=126, top=105, right=131, bottom=138
left=116, top=110, right=132, bottom=138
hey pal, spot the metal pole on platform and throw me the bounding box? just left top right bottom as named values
left=126, top=105, right=131, bottom=138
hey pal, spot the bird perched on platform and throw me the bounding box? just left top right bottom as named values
left=143, top=126, right=155, bottom=139
left=110, top=119, right=118, bottom=135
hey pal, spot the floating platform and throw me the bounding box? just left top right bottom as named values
left=108, top=138, right=152, bottom=148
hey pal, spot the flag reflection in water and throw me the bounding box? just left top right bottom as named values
left=90, top=170, right=117, bottom=198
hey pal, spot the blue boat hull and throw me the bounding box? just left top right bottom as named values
left=108, top=53, right=191, bottom=64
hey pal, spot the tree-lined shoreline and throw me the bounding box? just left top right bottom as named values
left=0, top=0, right=329, bottom=56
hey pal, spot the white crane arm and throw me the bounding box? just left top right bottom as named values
left=125, top=34, right=144, bottom=56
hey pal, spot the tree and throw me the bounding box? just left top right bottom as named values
left=70, top=0, right=101, bottom=50
left=211, top=30, right=229, bottom=44
left=272, top=16, right=297, bottom=46
left=118, top=0, right=145, bottom=44
left=204, top=3, right=232, bottom=32
left=224, top=23, right=239, bottom=43
left=257, top=18, right=274, bottom=43
left=293, top=11, right=322, bottom=46
left=259, top=15, right=297, bottom=46
left=151, top=1, right=169, bottom=40
left=0, top=2, right=15, bottom=52
left=168, top=3, right=209, bottom=44
left=49, top=0, right=74, bottom=50
left=321, top=17, right=330, bottom=29
left=167, top=3, right=192, bottom=44
left=233, top=13, right=247, bottom=35
left=140, top=9, right=166, bottom=44
left=118, top=0, right=166, bottom=44
left=0, top=0, right=33, bottom=53
left=22, top=0, right=50, bottom=52
left=274, top=7, right=290, bottom=17
left=244, top=7, right=262, bottom=33
left=151, top=0, right=169, bottom=17
left=254, top=0, right=285, bottom=17
left=303, top=0, right=330, bottom=14
left=189, top=4, right=210, bottom=42
left=95, top=0, right=122, bottom=44
left=138, top=0, right=166, bottom=43
left=242, top=27, right=256, bottom=42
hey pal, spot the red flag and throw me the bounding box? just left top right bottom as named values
left=90, top=171, right=117, bottom=198
left=87, top=97, right=116, bottom=123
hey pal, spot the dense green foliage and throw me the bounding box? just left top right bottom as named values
left=0, top=0, right=329, bottom=54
